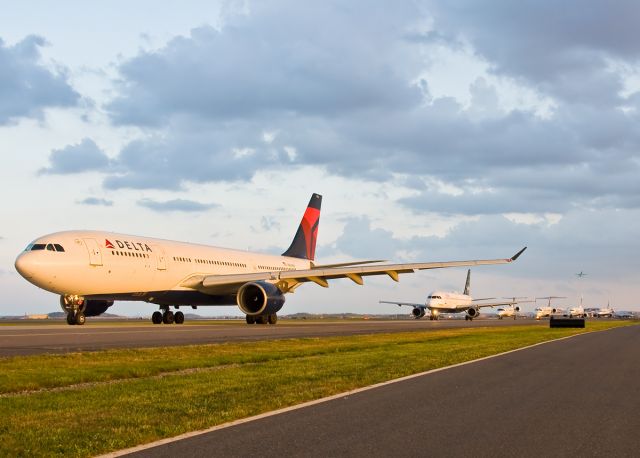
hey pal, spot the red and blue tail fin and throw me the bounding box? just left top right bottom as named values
left=282, top=193, right=322, bottom=261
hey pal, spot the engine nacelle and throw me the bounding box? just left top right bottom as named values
left=466, top=307, right=479, bottom=319
left=411, top=307, right=426, bottom=319
left=237, top=281, right=285, bottom=316
left=514, top=306, right=520, bottom=312
left=59, top=296, right=114, bottom=317
left=83, top=300, right=114, bottom=317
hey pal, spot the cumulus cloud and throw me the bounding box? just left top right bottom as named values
left=430, top=0, right=640, bottom=108
left=137, top=198, right=217, bottom=212
left=40, top=138, right=110, bottom=175
left=107, top=3, right=423, bottom=126
left=0, top=35, right=79, bottom=124
left=78, top=197, right=113, bottom=206
left=85, top=0, right=640, bottom=216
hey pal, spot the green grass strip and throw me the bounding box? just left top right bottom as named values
left=0, top=321, right=634, bottom=457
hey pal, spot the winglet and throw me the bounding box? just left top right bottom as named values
left=510, top=246, right=527, bottom=262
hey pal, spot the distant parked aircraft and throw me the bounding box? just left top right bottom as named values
left=534, top=296, right=567, bottom=319
left=497, top=297, right=532, bottom=319
left=593, top=302, right=615, bottom=318
left=380, top=270, right=527, bottom=321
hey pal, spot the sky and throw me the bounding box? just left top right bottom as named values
left=1, top=0, right=639, bottom=316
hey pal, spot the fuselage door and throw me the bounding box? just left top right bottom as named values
left=82, top=238, right=103, bottom=266
left=153, top=245, right=167, bottom=270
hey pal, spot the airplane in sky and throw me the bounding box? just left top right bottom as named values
left=14, top=193, right=526, bottom=326
left=534, top=296, right=567, bottom=319
left=379, top=270, right=527, bottom=321
left=575, top=271, right=587, bottom=278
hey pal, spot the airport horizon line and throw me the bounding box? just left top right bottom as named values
left=97, top=327, right=619, bottom=458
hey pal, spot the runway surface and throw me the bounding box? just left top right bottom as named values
left=125, top=325, right=640, bottom=458
left=0, top=318, right=542, bottom=356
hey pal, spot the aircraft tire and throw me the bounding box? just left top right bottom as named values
left=174, top=311, right=185, bottom=324
left=66, top=312, right=76, bottom=325
left=75, top=312, right=86, bottom=325
left=152, top=311, right=163, bottom=324
left=162, top=311, right=174, bottom=324
left=268, top=313, right=278, bottom=325
left=256, top=315, right=268, bottom=325
left=246, top=315, right=256, bottom=324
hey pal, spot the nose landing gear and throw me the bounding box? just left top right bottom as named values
left=61, top=295, right=86, bottom=326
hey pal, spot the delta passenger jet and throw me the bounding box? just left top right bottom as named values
left=15, top=194, right=526, bottom=326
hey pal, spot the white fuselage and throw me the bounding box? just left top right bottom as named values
left=535, top=306, right=567, bottom=319
left=569, top=305, right=585, bottom=317
left=594, top=307, right=614, bottom=317
left=497, top=307, right=516, bottom=319
left=426, top=291, right=473, bottom=313
left=14, top=230, right=311, bottom=306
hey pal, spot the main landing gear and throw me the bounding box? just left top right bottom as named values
left=246, top=313, right=278, bottom=325
left=152, top=307, right=184, bottom=325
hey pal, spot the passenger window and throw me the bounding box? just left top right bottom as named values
left=54, top=244, right=65, bottom=252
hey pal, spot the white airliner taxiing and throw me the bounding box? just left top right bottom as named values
left=497, top=297, right=532, bottom=320
left=534, top=296, right=567, bottom=319
left=379, top=270, right=527, bottom=321
left=15, top=194, right=526, bottom=326
left=593, top=302, right=615, bottom=318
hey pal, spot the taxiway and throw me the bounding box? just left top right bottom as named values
left=123, top=324, right=640, bottom=457
left=0, top=318, right=541, bottom=356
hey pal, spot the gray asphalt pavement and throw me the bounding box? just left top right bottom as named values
left=0, top=318, right=542, bottom=356
left=126, top=324, right=640, bottom=458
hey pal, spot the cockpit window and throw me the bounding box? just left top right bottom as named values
left=54, top=244, right=65, bottom=252
left=46, top=244, right=56, bottom=251
left=31, top=244, right=46, bottom=251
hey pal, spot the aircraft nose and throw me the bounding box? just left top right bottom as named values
left=14, top=253, right=35, bottom=279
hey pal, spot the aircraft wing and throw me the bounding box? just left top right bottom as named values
left=473, top=301, right=522, bottom=309
left=379, top=300, right=425, bottom=308
left=183, top=247, right=527, bottom=295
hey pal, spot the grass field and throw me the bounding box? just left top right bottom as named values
left=0, top=320, right=634, bottom=457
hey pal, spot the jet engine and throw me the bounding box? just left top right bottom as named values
left=237, top=281, right=285, bottom=316
left=466, top=307, right=480, bottom=319
left=59, top=297, right=114, bottom=317
left=411, top=307, right=426, bottom=319
left=514, top=306, right=520, bottom=312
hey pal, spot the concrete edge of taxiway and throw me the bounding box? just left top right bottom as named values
left=97, top=327, right=617, bottom=458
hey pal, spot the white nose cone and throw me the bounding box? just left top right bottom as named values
left=14, top=254, right=34, bottom=279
